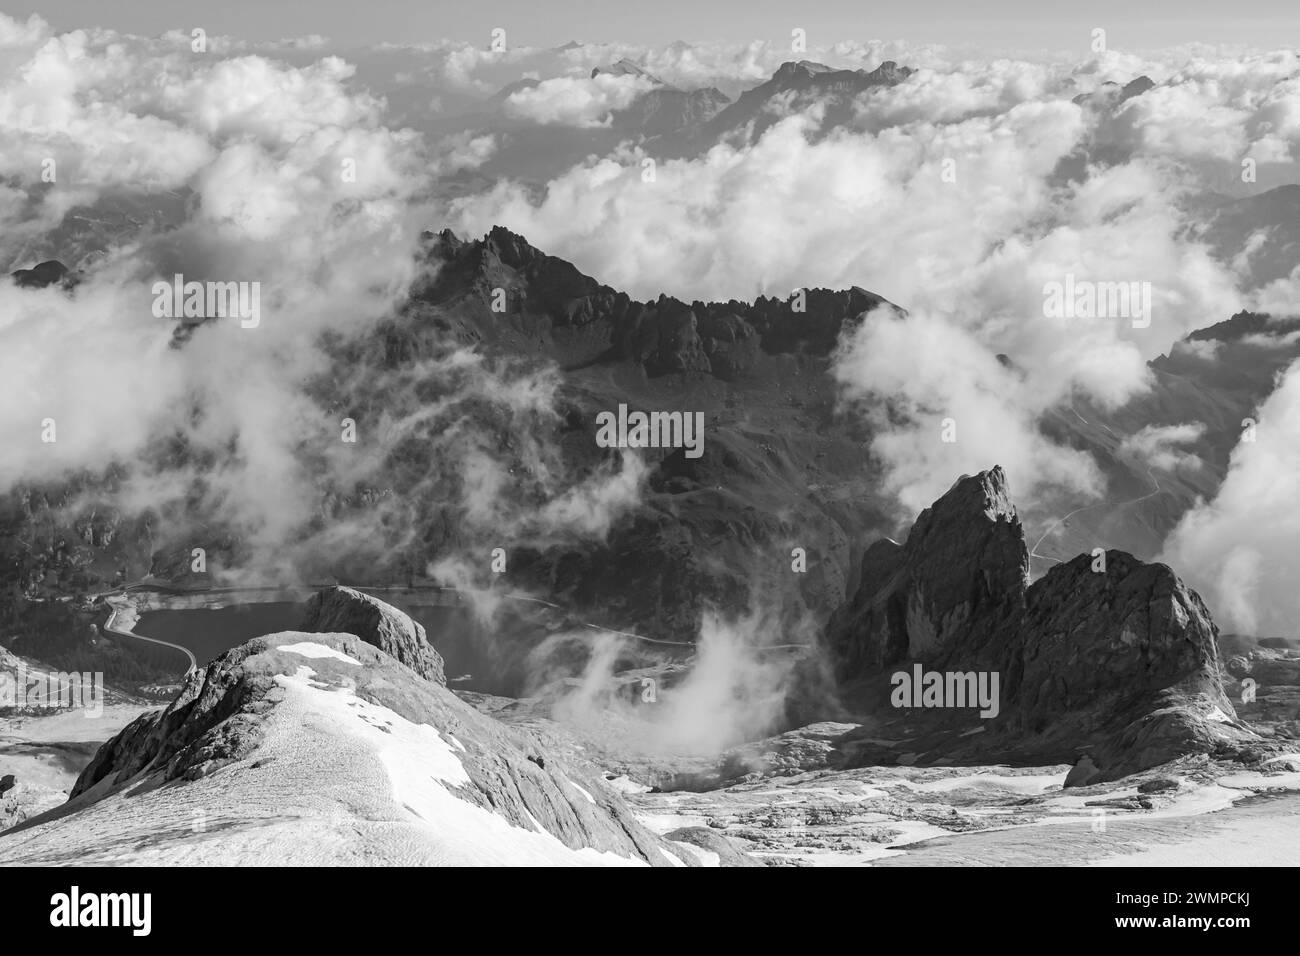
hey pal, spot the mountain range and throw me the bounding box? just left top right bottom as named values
left=4, top=215, right=1298, bottom=699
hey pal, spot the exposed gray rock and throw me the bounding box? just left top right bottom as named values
left=299, top=586, right=445, bottom=684
left=665, top=826, right=764, bottom=867
left=827, top=467, right=1026, bottom=674
left=1013, top=550, right=1246, bottom=781
left=10, top=260, right=72, bottom=289
left=1064, top=755, right=1099, bottom=788
left=65, top=630, right=689, bottom=865
left=827, top=466, right=1260, bottom=784
left=72, top=640, right=276, bottom=793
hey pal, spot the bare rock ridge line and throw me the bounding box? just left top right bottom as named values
left=826, top=465, right=1263, bottom=784
left=44, top=588, right=727, bottom=865
left=415, top=224, right=902, bottom=379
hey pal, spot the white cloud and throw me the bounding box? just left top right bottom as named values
left=1161, top=362, right=1300, bottom=635
left=1119, top=422, right=1207, bottom=471
left=438, top=44, right=1300, bottom=520
left=832, top=307, right=1105, bottom=514
left=502, top=73, right=658, bottom=127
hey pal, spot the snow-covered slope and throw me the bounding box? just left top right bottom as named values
left=0, top=628, right=705, bottom=866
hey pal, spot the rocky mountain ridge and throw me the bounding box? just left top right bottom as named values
left=4, top=225, right=1297, bottom=692
left=6, top=589, right=731, bottom=865
left=826, top=466, right=1262, bottom=783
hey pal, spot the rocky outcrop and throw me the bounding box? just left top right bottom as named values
left=50, top=629, right=701, bottom=865
left=827, top=466, right=1258, bottom=783
left=1014, top=551, right=1228, bottom=729
left=72, top=639, right=275, bottom=793
left=1011, top=550, right=1246, bottom=781
left=1072, top=75, right=1155, bottom=108
left=299, top=586, right=445, bottom=685
left=10, top=260, right=72, bottom=289
left=826, top=468, right=1027, bottom=673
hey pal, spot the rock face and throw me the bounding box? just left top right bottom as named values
left=299, top=586, right=445, bottom=685
left=1012, top=550, right=1235, bottom=777
left=30, top=628, right=702, bottom=866
left=415, top=225, right=900, bottom=379
left=10, top=260, right=71, bottom=289
left=827, top=466, right=1256, bottom=783
left=827, top=468, right=1027, bottom=673
left=71, top=639, right=275, bottom=794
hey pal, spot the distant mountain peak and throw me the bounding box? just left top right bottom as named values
left=775, top=59, right=837, bottom=78
left=1072, top=75, right=1154, bottom=107
left=1186, top=310, right=1300, bottom=343
left=10, top=260, right=74, bottom=290
left=736, top=58, right=915, bottom=107
left=1123, top=75, right=1155, bottom=97
left=591, top=58, right=670, bottom=88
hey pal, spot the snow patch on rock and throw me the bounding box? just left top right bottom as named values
left=278, top=642, right=362, bottom=665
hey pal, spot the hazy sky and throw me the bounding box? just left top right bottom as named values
left=7, top=0, right=1298, bottom=51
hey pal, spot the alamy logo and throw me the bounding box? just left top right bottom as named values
left=1042, top=274, right=1151, bottom=329
left=595, top=404, right=704, bottom=459
left=890, top=664, right=1000, bottom=719
left=152, top=274, right=261, bottom=328
left=0, top=665, right=103, bottom=717
left=50, top=886, right=151, bottom=936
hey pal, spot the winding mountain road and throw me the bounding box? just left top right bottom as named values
left=101, top=603, right=197, bottom=676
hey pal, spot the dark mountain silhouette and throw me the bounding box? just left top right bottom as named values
left=658, top=59, right=915, bottom=155
left=1054, top=75, right=1157, bottom=182
left=10, top=260, right=72, bottom=289
left=826, top=467, right=1263, bottom=783
left=1071, top=75, right=1155, bottom=107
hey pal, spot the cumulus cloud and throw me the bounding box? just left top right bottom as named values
left=5, top=13, right=1300, bottom=641
left=1119, top=422, right=1208, bottom=471
left=433, top=130, right=497, bottom=173
left=0, top=13, right=646, bottom=592
left=833, top=307, right=1104, bottom=514
left=502, top=73, right=658, bottom=127
left=439, top=41, right=1300, bottom=521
